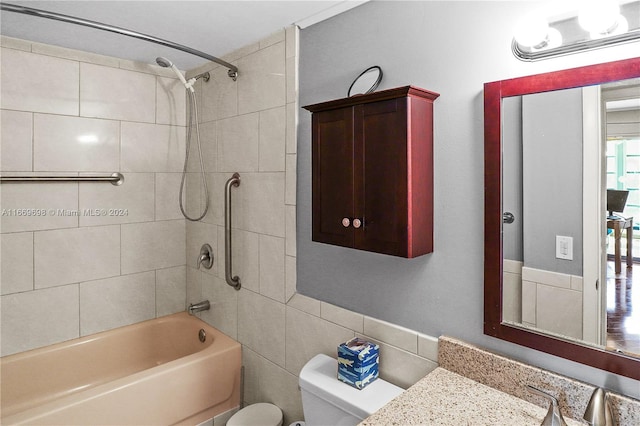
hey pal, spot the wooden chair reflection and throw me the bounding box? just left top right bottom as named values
left=607, top=216, right=633, bottom=274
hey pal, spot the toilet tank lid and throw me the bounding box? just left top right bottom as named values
left=299, top=354, right=404, bottom=419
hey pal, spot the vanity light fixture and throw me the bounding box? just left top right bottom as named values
left=512, top=0, right=640, bottom=61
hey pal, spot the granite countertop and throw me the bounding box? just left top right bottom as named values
left=360, top=368, right=584, bottom=426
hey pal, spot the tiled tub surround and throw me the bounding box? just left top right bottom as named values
left=185, top=25, right=297, bottom=417
left=438, top=337, right=640, bottom=425
left=183, top=27, right=298, bottom=329
left=0, top=36, right=188, bottom=356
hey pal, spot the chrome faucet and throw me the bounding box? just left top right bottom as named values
left=527, top=385, right=568, bottom=426
left=188, top=300, right=210, bottom=315
left=583, top=388, right=616, bottom=426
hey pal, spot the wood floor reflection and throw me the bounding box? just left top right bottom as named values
left=606, top=260, right=640, bottom=357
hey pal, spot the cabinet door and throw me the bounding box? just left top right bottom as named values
left=355, top=98, right=409, bottom=256
left=312, top=106, right=355, bottom=247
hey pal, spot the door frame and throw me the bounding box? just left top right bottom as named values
left=582, top=85, right=605, bottom=346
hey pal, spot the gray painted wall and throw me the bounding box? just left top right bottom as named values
left=503, top=89, right=584, bottom=274
left=297, top=1, right=639, bottom=397
left=503, top=96, right=523, bottom=262
left=522, top=89, right=584, bottom=275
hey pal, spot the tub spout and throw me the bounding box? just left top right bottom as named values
left=188, top=300, right=210, bottom=315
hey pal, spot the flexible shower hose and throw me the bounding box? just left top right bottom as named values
left=179, top=89, right=209, bottom=221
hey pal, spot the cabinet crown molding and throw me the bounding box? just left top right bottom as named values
left=303, top=85, right=440, bottom=113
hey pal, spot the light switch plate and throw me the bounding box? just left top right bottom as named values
left=556, top=235, right=573, bottom=260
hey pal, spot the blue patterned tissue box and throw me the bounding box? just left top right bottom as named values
left=337, top=337, right=379, bottom=389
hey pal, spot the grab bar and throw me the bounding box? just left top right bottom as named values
left=224, top=173, right=241, bottom=290
left=0, top=172, right=124, bottom=185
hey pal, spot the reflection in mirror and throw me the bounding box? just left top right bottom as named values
left=501, top=80, right=640, bottom=358
left=484, top=57, right=640, bottom=380
left=603, top=79, right=640, bottom=357
left=502, top=87, right=586, bottom=341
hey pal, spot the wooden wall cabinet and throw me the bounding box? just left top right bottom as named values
left=304, top=86, right=439, bottom=258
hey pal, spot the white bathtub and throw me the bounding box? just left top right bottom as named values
left=1, top=312, right=241, bottom=425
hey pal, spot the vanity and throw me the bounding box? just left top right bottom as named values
left=360, top=337, right=640, bottom=425
left=361, top=368, right=583, bottom=425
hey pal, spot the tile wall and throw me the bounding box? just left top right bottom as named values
left=502, top=259, right=523, bottom=323
left=521, top=266, right=583, bottom=340
left=0, top=36, right=188, bottom=356
left=503, top=260, right=584, bottom=341
left=185, top=28, right=439, bottom=424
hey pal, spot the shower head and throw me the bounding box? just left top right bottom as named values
left=155, top=56, right=173, bottom=68
left=155, top=56, right=194, bottom=92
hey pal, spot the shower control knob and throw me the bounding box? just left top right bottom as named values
left=342, top=218, right=351, bottom=227
left=353, top=218, right=362, bottom=229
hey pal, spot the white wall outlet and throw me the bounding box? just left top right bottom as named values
left=556, top=235, right=573, bottom=260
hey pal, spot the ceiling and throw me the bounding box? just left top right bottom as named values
left=0, top=1, right=366, bottom=70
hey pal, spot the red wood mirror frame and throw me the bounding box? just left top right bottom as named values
left=484, top=57, right=640, bottom=380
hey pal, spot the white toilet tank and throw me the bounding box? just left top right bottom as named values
left=299, top=354, right=404, bottom=426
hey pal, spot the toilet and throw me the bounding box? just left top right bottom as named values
left=226, top=402, right=283, bottom=426
left=299, top=353, right=404, bottom=425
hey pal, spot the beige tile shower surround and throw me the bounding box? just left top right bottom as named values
left=1, top=36, right=188, bottom=356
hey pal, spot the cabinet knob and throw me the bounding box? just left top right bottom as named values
left=342, top=218, right=351, bottom=227
left=353, top=218, right=362, bottom=229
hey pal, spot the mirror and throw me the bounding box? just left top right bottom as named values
left=347, top=66, right=383, bottom=97
left=484, top=57, right=640, bottom=380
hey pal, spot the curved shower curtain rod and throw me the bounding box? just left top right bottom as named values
left=0, top=2, right=239, bottom=80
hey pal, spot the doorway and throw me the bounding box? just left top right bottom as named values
left=602, top=79, right=640, bottom=357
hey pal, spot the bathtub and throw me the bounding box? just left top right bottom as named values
left=1, top=312, right=241, bottom=425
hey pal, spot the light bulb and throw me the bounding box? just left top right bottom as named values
left=514, top=14, right=551, bottom=48
left=591, top=14, right=629, bottom=39
left=579, top=0, right=621, bottom=37
left=544, top=28, right=563, bottom=49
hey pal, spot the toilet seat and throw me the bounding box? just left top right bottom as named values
left=227, top=403, right=283, bottom=426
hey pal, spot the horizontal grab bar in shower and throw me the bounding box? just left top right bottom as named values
left=0, top=172, right=124, bottom=186
left=0, top=2, right=239, bottom=80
